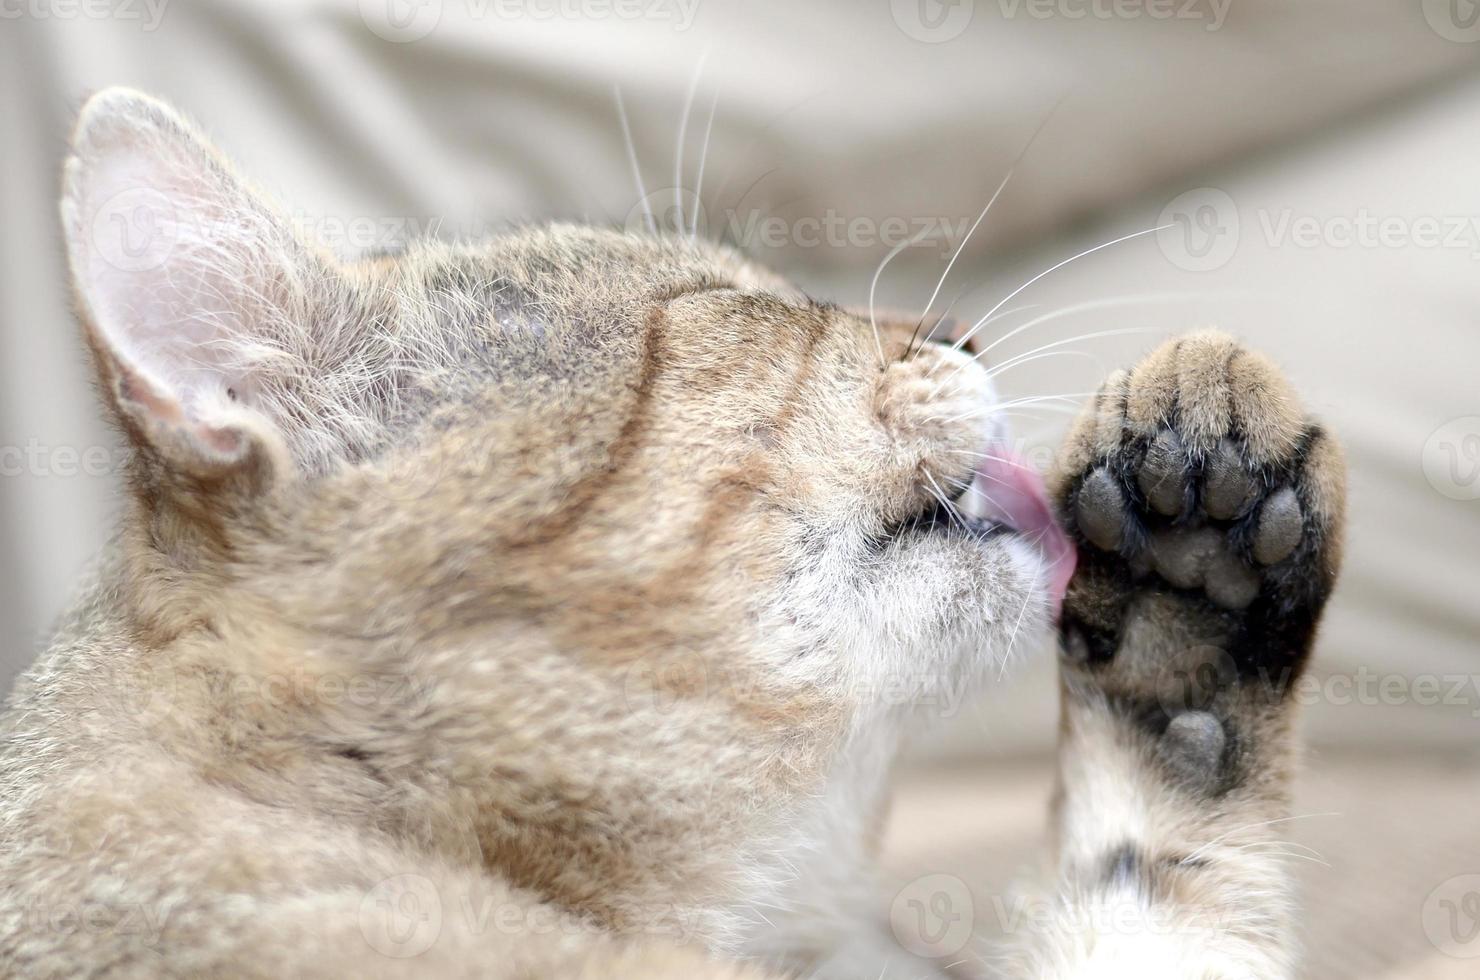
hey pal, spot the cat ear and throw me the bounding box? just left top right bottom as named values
left=60, top=88, right=322, bottom=484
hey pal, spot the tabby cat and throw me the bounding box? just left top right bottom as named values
left=0, top=89, right=1344, bottom=978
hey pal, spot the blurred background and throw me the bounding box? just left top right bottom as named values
left=3, top=1, right=1479, bottom=976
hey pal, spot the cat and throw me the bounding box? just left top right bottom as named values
left=0, top=89, right=1345, bottom=979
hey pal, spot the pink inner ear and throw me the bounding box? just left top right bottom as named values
left=59, top=90, right=316, bottom=478
left=112, top=359, right=247, bottom=462
left=74, top=146, right=253, bottom=418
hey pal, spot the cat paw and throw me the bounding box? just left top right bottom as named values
left=1049, top=331, right=1346, bottom=788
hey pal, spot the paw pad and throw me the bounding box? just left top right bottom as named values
left=1203, top=438, right=1259, bottom=520
left=1068, top=425, right=1310, bottom=612
left=1075, top=468, right=1126, bottom=552
left=1137, top=429, right=1187, bottom=517
left=1158, top=710, right=1228, bottom=788
left=1251, top=486, right=1302, bottom=565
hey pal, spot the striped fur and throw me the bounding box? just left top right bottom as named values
left=0, top=91, right=1344, bottom=979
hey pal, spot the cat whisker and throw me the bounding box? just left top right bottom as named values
left=907, top=96, right=1064, bottom=361
left=999, top=523, right=1054, bottom=679
left=1221, top=839, right=1331, bottom=867
left=923, top=472, right=967, bottom=532
left=932, top=404, right=1084, bottom=426
left=613, top=86, right=654, bottom=235
left=904, top=301, right=1039, bottom=367
left=946, top=224, right=1174, bottom=359
left=932, top=392, right=1096, bottom=425
left=945, top=326, right=1159, bottom=388
left=902, top=293, right=1032, bottom=367
left=900, top=285, right=980, bottom=365
left=868, top=226, right=941, bottom=369
left=1180, top=812, right=1341, bottom=867
left=947, top=450, right=1037, bottom=472
left=976, top=327, right=1161, bottom=382
left=690, top=88, right=720, bottom=240
left=979, top=348, right=1102, bottom=381
left=955, top=292, right=1201, bottom=376
left=906, top=169, right=1014, bottom=359
left=707, top=90, right=825, bottom=222
left=674, top=50, right=711, bottom=237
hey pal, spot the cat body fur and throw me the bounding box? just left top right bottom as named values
left=0, top=90, right=1344, bottom=980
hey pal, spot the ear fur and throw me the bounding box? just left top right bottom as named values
left=60, top=88, right=320, bottom=485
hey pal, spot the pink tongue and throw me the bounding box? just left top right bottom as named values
left=972, top=447, right=1077, bottom=621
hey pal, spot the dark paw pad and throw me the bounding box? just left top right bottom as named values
left=1053, top=333, right=1345, bottom=705
left=1157, top=711, right=1229, bottom=790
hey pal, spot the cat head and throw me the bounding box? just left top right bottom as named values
left=60, top=88, right=1071, bottom=819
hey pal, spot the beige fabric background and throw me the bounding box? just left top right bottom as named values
left=3, top=1, right=1479, bottom=976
